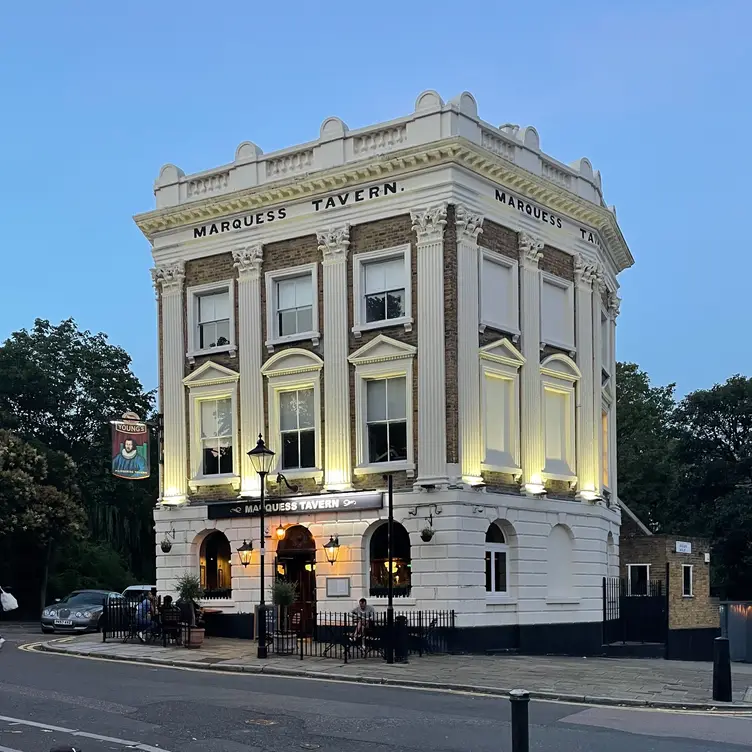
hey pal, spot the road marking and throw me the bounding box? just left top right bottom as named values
left=0, top=715, right=170, bottom=752
left=19, top=641, right=752, bottom=717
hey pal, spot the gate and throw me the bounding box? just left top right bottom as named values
left=603, top=577, right=667, bottom=645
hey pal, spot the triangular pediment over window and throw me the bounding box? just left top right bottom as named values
left=479, top=338, right=525, bottom=368
left=261, top=347, right=324, bottom=377
left=183, top=361, right=240, bottom=387
left=348, top=334, right=417, bottom=366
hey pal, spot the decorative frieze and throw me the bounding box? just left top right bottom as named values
left=317, top=225, right=352, bottom=490
left=456, top=204, right=484, bottom=485
left=151, top=262, right=187, bottom=504
left=411, top=204, right=449, bottom=486
left=233, top=245, right=265, bottom=495
left=518, top=233, right=545, bottom=494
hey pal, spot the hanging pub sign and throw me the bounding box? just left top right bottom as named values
left=110, top=412, right=150, bottom=480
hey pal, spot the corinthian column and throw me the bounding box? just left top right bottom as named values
left=233, top=245, right=264, bottom=497
left=592, top=265, right=606, bottom=494
left=151, top=262, right=187, bottom=505
left=456, top=205, right=484, bottom=485
left=411, top=204, right=448, bottom=487
left=318, top=225, right=352, bottom=490
left=518, top=233, right=545, bottom=494
left=607, top=291, right=621, bottom=501
left=574, top=255, right=597, bottom=500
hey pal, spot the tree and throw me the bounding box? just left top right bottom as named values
left=0, top=430, right=87, bottom=610
left=615, top=362, right=679, bottom=531
left=0, top=319, right=157, bottom=587
left=673, top=375, right=752, bottom=598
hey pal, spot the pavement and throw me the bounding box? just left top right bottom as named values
left=32, top=629, right=752, bottom=711
left=2, top=623, right=752, bottom=752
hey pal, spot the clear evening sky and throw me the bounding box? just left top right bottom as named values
left=0, top=1, right=748, bottom=398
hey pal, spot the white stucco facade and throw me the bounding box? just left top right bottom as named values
left=138, top=89, right=632, bottom=652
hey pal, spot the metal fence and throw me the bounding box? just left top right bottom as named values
left=603, top=576, right=667, bottom=645
left=268, top=609, right=456, bottom=663
left=102, top=596, right=203, bottom=647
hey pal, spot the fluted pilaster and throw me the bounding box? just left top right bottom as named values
left=152, top=262, right=187, bottom=504
left=592, top=266, right=606, bottom=494
left=318, top=225, right=352, bottom=490
left=233, top=245, right=264, bottom=496
left=411, top=204, right=448, bottom=486
left=518, top=233, right=545, bottom=493
left=607, top=291, right=621, bottom=501
left=574, top=255, right=597, bottom=499
left=456, top=204, right=484, bottom=485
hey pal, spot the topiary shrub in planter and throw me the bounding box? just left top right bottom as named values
left=270, top=579, right=298, bottom=654
left=175, top=572, right=205, bottom=648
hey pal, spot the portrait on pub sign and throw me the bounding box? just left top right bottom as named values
left=111, top=414, right=150, bottom=480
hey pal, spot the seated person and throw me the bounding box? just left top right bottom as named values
left=134, top=594, right=158, bottom=641
left=350, top=598, right=375, bottom=641
left=160, top=596, right=182, bottom=643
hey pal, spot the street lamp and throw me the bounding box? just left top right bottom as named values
left=323, top=536, right=340, bottom=565
left=237, top=540, right=253, bottom=568
left=247, top=434, right=275, bottom=659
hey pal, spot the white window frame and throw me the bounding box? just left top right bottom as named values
left=485, top=525, right=510, bottom=601
left=627, top=563, right=650, bottom=596
left=479, top=338, right=524, bottom=477
left=349, top=334, right=416, bottom=476
left=540, top=354, right=581, bottom=484
left=352, top=245, right=413, bottom=338
left=261, top=348, right=323, bottom=482
left=183, top=361, right=240, bottom=490
left=265, top=262, right=320, bottom=352
left=479, top=250, right=520, bottom=336
left=540, top=272, right=575, bottom=352
left=186, top=281, right=236, bottom=362
left=682, top=564, right=694, bottom=598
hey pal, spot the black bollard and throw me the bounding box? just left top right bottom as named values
left=713, top=636, right=732, bottom=702
left=509, top=689, right=530, bottom=752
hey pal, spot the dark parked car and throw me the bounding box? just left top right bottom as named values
left=41, top=589, right=125, bottom=634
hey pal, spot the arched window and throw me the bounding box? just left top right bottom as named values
left=369, top=522, right=411, bottom=597
left=485, top=523, right=508, bottom=594
left=199, top=531, right=232, bottom=598
left=547, top=524, right=574, bottom=598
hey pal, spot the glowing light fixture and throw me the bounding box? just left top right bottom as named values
left=275, top=524, right=286, bottom=541
left=323, top=536, right=340, bottom=565
left=237, top=539, right=253, bottom=568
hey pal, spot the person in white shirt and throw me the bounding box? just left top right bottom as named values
left=350, top=598, right=375, bottom=641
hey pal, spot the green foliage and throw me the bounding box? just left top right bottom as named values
left=175, top=572, right=204, bottom=602
left=615, top=362, right=679, bottom=532
left=270, top=579, right=298, bottom=606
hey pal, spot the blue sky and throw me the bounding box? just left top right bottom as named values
left=0, top=0, right=749, bottom=398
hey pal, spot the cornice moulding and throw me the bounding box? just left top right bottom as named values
left=135, top=137, right=633, bottom=273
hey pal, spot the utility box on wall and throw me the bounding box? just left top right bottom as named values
left=720, top=602, right=752, bottom=662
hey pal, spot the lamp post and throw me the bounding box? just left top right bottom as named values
left=247, top=434, right=275, bottom=659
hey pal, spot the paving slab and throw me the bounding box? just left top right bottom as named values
left=32, top=632, right=752, bottom=712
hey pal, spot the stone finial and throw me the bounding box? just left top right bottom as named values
left=317, top=225, right=350, bottom=261
left=411, top=204, right=447, bottom=243
left=320, top=117, right=348, bottom=140
left=155, top=164, right=184, bottom=187
left=414, top=90, right=444, bottom=112
left=233, top=244, right=263, bottom=277
left=448, top=91, right=478, bottom=118
left=519, top=232, right=544, bottom=266
left=151, top=262, right=185, bottom=293
left=455, top=204, right=484, bottom=242
left=235, top=141, right=263, bottom=162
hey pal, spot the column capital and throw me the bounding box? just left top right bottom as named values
left=411, top=203, right=447, bottom=243
left=519, top=232, right=544, bottom=267
left=317, top=224, right=350, bottom=263
left=573, top=253, right=597, bottom=287
left=607, top=291, right=621, bottom=320
left=233, top=244, right=263, bottom=279
left=455, top=204, right=484, bottom=243
left=592, top=264, right=608, bottom=295
left=151, top=261, right=185, bottom=294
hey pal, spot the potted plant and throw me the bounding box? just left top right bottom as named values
left=270, top=579, right=298, bottom=654
left=175, top=573, right=205, bottom=649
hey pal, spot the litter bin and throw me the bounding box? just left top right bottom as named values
left=394, top=615, right=409, bottom=663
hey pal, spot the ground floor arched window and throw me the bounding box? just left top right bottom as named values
left=369, top=522, right=411, bottom=597
left=199, top=531, right=232, bottom=598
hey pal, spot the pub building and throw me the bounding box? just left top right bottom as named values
left=137, top=90, right=632, bottom=655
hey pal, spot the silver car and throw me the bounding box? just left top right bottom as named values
left=41, top=589, right=124, bottom=634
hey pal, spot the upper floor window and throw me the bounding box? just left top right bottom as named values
left=265, top=264, right=320, bottom=351
left=187, top=282, right=236, bottom=361
left=366, top=377, right=407, bottom=464
left=479, top=251, right=519, bottom=335
left=352, top=245, right=413, bottom=337
left=540, top=273, right=575, bottom=352
left=200, top=398, right=233, bottom=476
left=280, top=388, right=316, bottom=470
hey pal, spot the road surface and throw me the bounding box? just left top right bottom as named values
left=1, top=623, right=751, bottom=751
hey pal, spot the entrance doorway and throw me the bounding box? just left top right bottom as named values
left=276, top=525, right=316, bottom=636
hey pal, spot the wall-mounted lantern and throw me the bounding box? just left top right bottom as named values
left=323, top=536, right=340, bottom=565
left=237, top=539, right=253, bottom=568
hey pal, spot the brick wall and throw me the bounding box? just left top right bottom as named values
left=479, top=219, right=518, bottom=261
left=540, top=245, right=574, bottom=282
left=348, top=215, right=417, bottom=491
left=444, top=205, right=459, bottom=466
left=619, top=536, right=667, bottom=584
